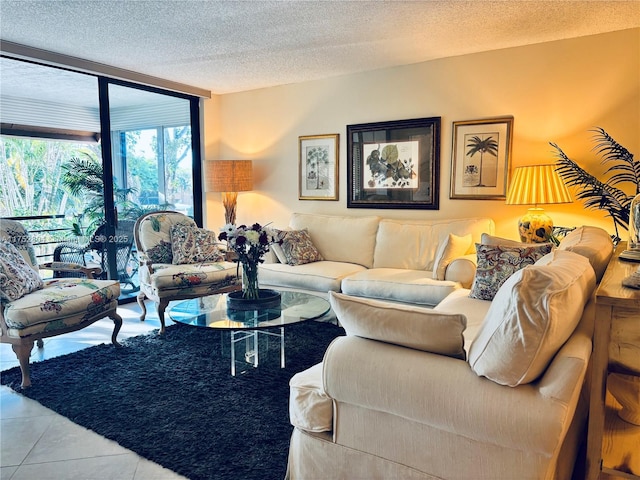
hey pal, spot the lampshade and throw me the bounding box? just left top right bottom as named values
left=205, top=160, right=253, bottom=193
left=505, top=164, right=572, bottom=206
left=205, top=160, right=253, bottom=225
left=505, top=165, right=572, bottom=243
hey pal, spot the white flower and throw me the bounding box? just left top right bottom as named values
left=221, top=223, right=237, bottom=235
left=244, top=230, right=260, bottom=245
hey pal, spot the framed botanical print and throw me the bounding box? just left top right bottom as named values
left=347, top=117, right=441, bottom=209
left=450, top=116, right=514, bottom=199
left=299, top=134, right=339, bottom=200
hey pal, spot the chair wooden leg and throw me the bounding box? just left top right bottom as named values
left=157, top=299, right=169, bottom=334
left=137, top=291, right=147, bottom=321
left=109, top=311, right=123, bottom=346
left=11, top=341, right=35, bottom=388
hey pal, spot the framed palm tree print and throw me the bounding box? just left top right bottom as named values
left=299, top=134, right=339, bottom=200
left=450, top=116, right=513, bottom=199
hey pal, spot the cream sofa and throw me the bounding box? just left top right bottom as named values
left=286, top=226, right=614, bottom=480
left=260, top=213, right=495, bottom=306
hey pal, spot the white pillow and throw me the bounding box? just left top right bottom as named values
left=558, top=226, right=613, bottom=282
left=266, top=227, right=289, bottom=264
left=329, top=291, right=467, bottom=360
left=468, top=250, right=596, bottom=386
left=432, top=233, right=472, bottom=280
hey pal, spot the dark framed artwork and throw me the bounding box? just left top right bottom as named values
left=347, top=117, right=441, bottom=209
left=450, top=116, right=513, bottom=199
left=299, top=134, right=339, bottom=200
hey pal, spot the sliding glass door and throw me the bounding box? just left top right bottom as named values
left=99, top=80, right=202, bottom=298
left=1, top=57, right=203, bottom=302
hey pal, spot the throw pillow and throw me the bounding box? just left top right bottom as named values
left=170, top=223, right=225, bottom=265
left=266, top=227, right=289, bottom=264
left=329, top=291, right=467, bottom=360
left=432, top=233, right=472, bottom=280
left=469, top=242, right=553, bottom=300
left=557, top=226, right=613, bottom=282
left=275, top=229, right=323, bottom=266
left=480, top=233, right=553, bottom=248
left=468, top=250, right=596, bottom=386
left=0, top=240, right=44, bottom=302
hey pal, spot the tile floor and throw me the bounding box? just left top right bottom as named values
left=0, top=301, right=188, bottom=480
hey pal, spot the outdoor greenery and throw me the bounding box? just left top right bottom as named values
left=1, top=127, right=193, bottom=238
left=551, top=127, right=639, bottom=240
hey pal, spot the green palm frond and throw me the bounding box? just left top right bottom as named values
left=550, top=128, right=638, bottom=238
left=61, top=153, right=104, bottom=195
left=591, top=127, right=640, bottom=192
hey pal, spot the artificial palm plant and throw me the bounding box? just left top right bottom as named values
left=551, top=127, right=639, bottom=241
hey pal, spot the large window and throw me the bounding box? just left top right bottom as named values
left=0, top=57, right=203, bottom=300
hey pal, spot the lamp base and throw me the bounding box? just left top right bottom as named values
left=222, top=192, right=238, bottom=225
left=518, top=208, right=553, bottom=243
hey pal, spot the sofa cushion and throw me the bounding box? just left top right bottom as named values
left=276, top=229, right=323, bottom=266
left=558, top=225, right=613, bottom=282
left=468, top=249, right=596, bottom=386
left=434, top=288, right=491, bottom=353
left=341, top=268, right=460, bottom=306
left=170, top=223, right=225, bottom=265
left=329, top=291, right=467, bottom=359
left=373, top=218, right=495, bottom=270
left=289, top=363, right=333, bottom=433
left=3, top=278, right=120, bottom=336
left=140, top=261, right=239, bottom=297
left=432, top=233, right=472, bottom=280
left=289, top=213, right=380, bottom=268
left=259, top=261, right=366, bottom=293
left=469, top=242, right=553, bottom=300
left=0, top=240, right=43, bottom=302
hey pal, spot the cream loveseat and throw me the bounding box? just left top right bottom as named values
left=260, top=213, right=495, bottom=306
left=286, top=226, right=614, bottom=480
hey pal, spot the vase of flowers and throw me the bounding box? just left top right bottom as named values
left=218, top=223, right=281, bottom=309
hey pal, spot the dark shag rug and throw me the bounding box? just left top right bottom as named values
left=1, top=321, right=344, bottom=480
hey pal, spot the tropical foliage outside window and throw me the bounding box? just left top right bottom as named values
left=0, top=126, right=194, bottom=262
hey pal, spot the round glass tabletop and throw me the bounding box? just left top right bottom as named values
left=167, top=290, right=331, bottom=330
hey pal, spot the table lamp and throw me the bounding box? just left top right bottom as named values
left=506, top=164, right=572, bottom=243
left=205, top=160, right=253, bottom=225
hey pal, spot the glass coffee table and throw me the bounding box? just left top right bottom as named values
left=167, top=290, right=331, bottom=375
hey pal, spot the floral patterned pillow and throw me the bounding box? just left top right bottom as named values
left=277, top=229, right=323, bottom=266
left=146, top=240, right=174, bottom=264
left=170, top=223, right=224, bottom=265
left=469, top=243, right=553, bottom=301
left=0, top=240, right=44, bottom=302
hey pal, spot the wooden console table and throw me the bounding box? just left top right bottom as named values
left=586, top=242, right=640, bottom=479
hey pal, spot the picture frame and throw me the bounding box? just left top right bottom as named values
left=299, top=134, right=339, bottom=201
left=450, top=116, right=514, bottom=199
left=347, top=117, right=441, bottom=209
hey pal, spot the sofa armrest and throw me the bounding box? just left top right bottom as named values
left=40, top=261, right=102, bottom=279
left=323, top=333, right=591, bottom=455
left=444, top=253, right=477, bottom=288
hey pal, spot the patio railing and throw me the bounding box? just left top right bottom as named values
left=2, top=214, right=83, bottom=263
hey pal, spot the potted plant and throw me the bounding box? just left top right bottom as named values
left=551, top=127, right=639, bottom=243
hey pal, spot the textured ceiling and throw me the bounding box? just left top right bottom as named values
left=1, top=0, right=639, bottom=96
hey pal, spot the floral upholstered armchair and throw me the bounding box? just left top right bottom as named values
left=0, top=219, right=122, bottom=388
left=133, top=211, right=241, bottom=333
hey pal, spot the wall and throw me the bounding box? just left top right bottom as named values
left=203, top=28, right=639, bottom=240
